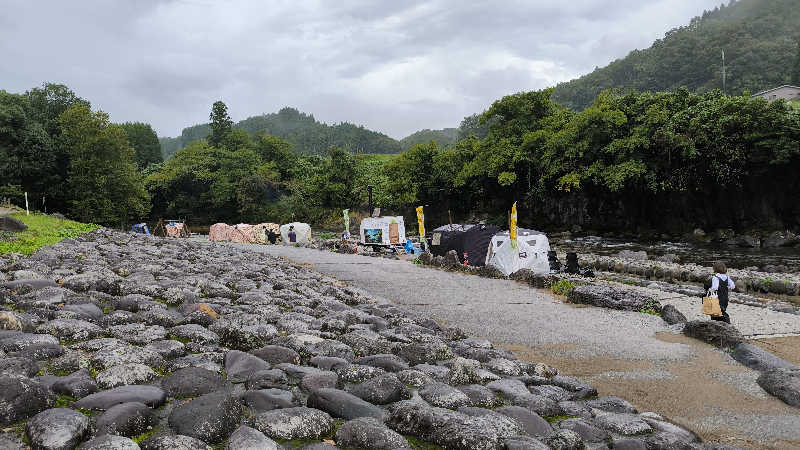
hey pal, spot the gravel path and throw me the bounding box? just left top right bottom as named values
left=249, top=244, right=800, bottom=449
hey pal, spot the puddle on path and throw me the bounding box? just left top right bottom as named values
left=503, top=333, right=800, bottom=450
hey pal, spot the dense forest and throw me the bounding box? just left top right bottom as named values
left=159, top=107, right=403, bottom=158
left=399, top=128, right=459, bottom=151
left=3, top=83, right=800, bottom=235
left=553, top=0, right=800, bottom=110
left=0, top=83, right=155, bottom=225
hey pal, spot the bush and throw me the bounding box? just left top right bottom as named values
left=0, top=213, right=99, bottom=256
left=551, top=279, right=576, bottom=296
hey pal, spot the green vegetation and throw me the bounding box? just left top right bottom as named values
left=54, top=394, right=77, bottom=408
left=0, top=213, right=99, bottom=256
left=131, top=426, right=160, bottom=444
left=160, top=106, right=403, bottom=159
left=553, top=0, right=800, bottom=110
left=1, top=83, right=153, bottom=226
left=405, top=436, right=445, bottom=450
left=639, top=306, right=662, bottom=317
left=544, top=414, right=578, bottom=423
left=120, top=122, right=163, bottom=170
left=400, top=128, right=459, bottom=151
left=551, top=279, right=576, bottom=296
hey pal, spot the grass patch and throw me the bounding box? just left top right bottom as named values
left=54, top=394, right=77, bottom=408
left=551, top=279, right=576, bottom=296
left=639, top=306, right=662, bottom=316
left=168, top=334, right=190, bottom=344
left=545, top=414, right=577, bottom=423
left=0, top=212, right=99, bottom=256
left=131, top=426, right=160, bottom=444
left=405, top=435, right=445, bottom=450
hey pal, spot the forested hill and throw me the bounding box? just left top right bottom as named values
left=552, top=0, right=800, bottom=110
left=399, top=128, right=459, bottom=151
left=160, top=107, right=403, bottom=158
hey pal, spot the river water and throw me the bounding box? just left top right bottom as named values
left=555, top=236, right=800, bottom=273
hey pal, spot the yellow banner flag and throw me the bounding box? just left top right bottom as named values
left=416, top=206, right=425, bottom=238
left=510, top=202, right=518, bottom=248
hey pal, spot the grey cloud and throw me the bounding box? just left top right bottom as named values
left=1, top=0, right=721, bottom=139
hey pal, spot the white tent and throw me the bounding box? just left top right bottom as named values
left=359, top=216, right=406, bottom=246
left=280, top=222, right=312, bottom=245
left=486, top=228, right=550, bottom=276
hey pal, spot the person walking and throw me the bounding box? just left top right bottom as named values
left=705, top=262, right=735, bottom=324
left=288, top=225, right=297, bottom=244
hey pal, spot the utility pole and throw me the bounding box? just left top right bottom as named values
left=367, top=185, right=373, bottom=217
left=722, top=50, right=726, bottom=96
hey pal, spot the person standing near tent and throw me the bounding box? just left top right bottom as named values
left=288, top=225, right=297, bottom=243
left=704, top=262, right=735, bottom=324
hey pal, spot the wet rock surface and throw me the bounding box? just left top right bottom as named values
left=567, top=284, right=659, bottom=311
left=0, top=229, right=737, bottom=448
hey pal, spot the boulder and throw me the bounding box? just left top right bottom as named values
left=540, top=429, right=585, bottom=450
left=95, top=402, right=158, bottom=437
left=419, top=382, right=472, bottom=409
left=0, top=375, right=54, bottom=426
left=354, top=354, right=409, bottom=372
left=249, top=345, right=301, bottom=365
left=169, top=324, right=219, bottom=345
left=682, top=320, right=744, bottom=349
left=732, top=343, right=798, bottom=372
left=78, top=435, right=141, bottom=450
left=241, top=389, right=297, bottom=413
left=144, top=339, right=185, bottom=359
left=591, top=410, right=652, bottom=435
left=252, top=407, right=334, bottom=440
left=457, top=384, right=503, bottom=408
left=25, top=408, right=89, bottom=450
left=245, top=369, right=290, bottom=390
left=224, top=350, right=271, bottom=383
left=109, top=323, right=168, bottom=345
left=756, top=368, right=800, bottom=407
left=37, top=318, right=104, bottom=341
left=0, top=356, right=37, bottom=377
left=335, top=417, right=409, bottom=449
left=307, top=388, right=388, bottom=421
left=161, top=367, right=231, bottom=398
left=0, top=216, right=26, bottom=232
left=660, top=305, right=687, bottom=325
left=398, top=340, right=454, bottom=365
left=74, top=385, right=166, bottom=410
left=387, top=400, right=522, bottom=450
left=558, top=418, right=610, bottom=442
left=495, top=406, right=553, bottom=437
left=226, top=425, right=279, bottom=450
left=586, top=396, right=637, bottom=414
left=0, top=311, right=35, bottom=332
left=95, top=363, right=158, bottom=389
left=504, top=436, right=550, bottom=450
left=567, top=285, right=659, bottom=311
left=51, top=368, right=99, bottom=398
left=139, top=435, right=212, bottom=450
left=168, top=389, right=243, bottom=444
left=346, top=373, right=408, bottom=405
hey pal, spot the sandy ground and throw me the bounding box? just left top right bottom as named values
left=236, top=244, right=800, bottom=449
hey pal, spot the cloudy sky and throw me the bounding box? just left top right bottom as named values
left=1, top=0, right=722, bottom=139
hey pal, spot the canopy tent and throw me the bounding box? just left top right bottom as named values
left=486, top=228, right=550, bottom=276
left=432, top=224, right=474, bottom=232
left=280, top=222, right=312, bottom=245
left=359, top=216, right=406, bottom=246
left=430, top=224, right=499, bottom=266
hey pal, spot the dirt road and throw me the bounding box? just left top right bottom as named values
left=244, top=244, right=800, bottom=449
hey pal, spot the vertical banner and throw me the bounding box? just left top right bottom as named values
left=342, top=209, right=350, bottom=234
left=510, top=202, right=518, bottom=249
left=416, top=206, right=427, bottom=251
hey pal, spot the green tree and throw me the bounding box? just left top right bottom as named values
left=59, top=104, right=150, bottom=225
left=208, top=100, right=233, bottom=148
left=120, top=122, right=163, bottom=170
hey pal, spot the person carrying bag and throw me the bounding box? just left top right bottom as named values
left=703, top=261, right=734, bottom=324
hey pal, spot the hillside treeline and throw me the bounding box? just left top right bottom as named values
left=0, top=83, right=157, bottom=225
left=4, top=83, right=800, bottom=235
left=160, top=107, right=403, bottom=158
left=553, top=0, right=800, bottom=110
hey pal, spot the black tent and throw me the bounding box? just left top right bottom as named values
left=430, top=224, right=499, bottom=266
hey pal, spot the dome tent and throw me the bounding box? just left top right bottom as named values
left=431, top=224, right=500, bottom=266
left=280, top=222, right=312, bottom=245
left=486, top=228, right=550, bottom=276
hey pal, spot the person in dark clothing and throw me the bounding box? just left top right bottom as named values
left=267, top=230, right=279, bottom=244
left=288, top=225, right=297, bottom=243
left=704, top=261, right=735, bottom=323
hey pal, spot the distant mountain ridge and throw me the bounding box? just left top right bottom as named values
left=160, top=107, right=405, bottom=158
left=552, top=0, right=800, bottom=110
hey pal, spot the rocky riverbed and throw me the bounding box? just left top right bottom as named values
left=0, top=229, right=754, bottom=449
